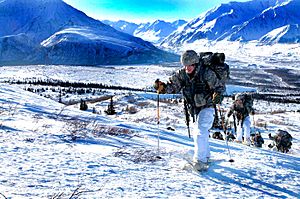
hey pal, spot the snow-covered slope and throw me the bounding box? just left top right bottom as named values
left=40, top=26, right=178, bottom=65
left=260, top=24, right=300, bottom=44
left=0, top=0, right=178, bottom=65
left=161, top=0, right=300, bottom=47
left=0, top=67, right=299, bottom=198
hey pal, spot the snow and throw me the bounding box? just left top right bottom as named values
left=134, top=29, right=161, bottom=44
left=102, top=20, right=139, bottom=35
left=173, top=39, right=300, bottom=72
left=0, top=0, right=299, bottom=197
left=260, top=25, right=300, bottom=44
left=0, top=63, right=299, bottom=198
left=133, top=20, right=187, bottom=44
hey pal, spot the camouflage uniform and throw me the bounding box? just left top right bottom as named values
left=163, top=60, right=225, bottom=163
left=269, top=130, right=292, bottom=153
left=253, top=133, right=264, bottom=148
left=165, top=64, right=225, bottom=115
left=227, top=95, right=254, bottom=144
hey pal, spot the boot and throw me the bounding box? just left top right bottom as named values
left=192, top=161, right=208, bottom=171
left=243, top=138, right=251, bottom=146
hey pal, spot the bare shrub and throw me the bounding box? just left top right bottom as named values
left=270, top=110, right=286, bottom=114
left=136, top=101, right=150, bottom=107
left=125, top=105, right=138, bottom=114
left=50, top=182, right=107, bottom=199
left=0, top=103, right=20, bottom=129
left=62, top=118, right=137, bottom=141
left=254, top=119, right=267, bottom=128
left=0, top=103, right=19, bottom=116
left=113, top=148, right=163, bottom=163
left=63, top=118, right=90, bottom=140
left=91, top=124, right=136, bottom=137
left=269, top=119, right=287, bottom=126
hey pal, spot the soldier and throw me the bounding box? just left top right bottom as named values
left=252, top=132, right=264, bottom=148
left=154, top=50, right=226, bottom=171
left=269, top=130, right=292, bottom=153
left=226, top=93, right=255, bottom=145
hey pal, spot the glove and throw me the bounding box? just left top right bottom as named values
left=153, top=79, right=166, bottom=94
left=212, top=92, right=222, bottom=104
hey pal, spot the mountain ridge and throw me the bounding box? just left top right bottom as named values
left=103, top=19, right=187, bottom=44
left=161, top=0, right=300, bottom=47
left=0, top=0, right=178, bottom=65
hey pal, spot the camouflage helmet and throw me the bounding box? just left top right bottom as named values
left=181, top=50, right=199, bottom=66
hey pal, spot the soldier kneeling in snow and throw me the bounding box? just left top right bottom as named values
left=251, top=132, right=264, bottom=148
left=268, top=130, right=293, bottom=153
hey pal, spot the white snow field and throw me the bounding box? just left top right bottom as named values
left=0, top=63, right=299, bottom=199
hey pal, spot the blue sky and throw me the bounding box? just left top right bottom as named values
left=63, top=0, right=250, bottom=23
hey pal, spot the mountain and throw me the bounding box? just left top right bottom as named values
left=102, top=20, right=139, bottom=35
left=103, top=19, right=187, bottom=44
left=0, top=0, right=178, bottom=66
left=228, top=0, right=300, bottom=42
left=161, top=0, right=300, bottom=47
left=134, top=20, right=187, bottom=44
left=259, top=24, right=300, bottom=44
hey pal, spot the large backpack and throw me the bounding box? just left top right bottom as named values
left=235, top=93, right=254, bottom=108
left=275, top=130, right=293, bottom=153
left=244, top=93, right=254, bottom=108
left=199, top=52, right=230, bottom=82
left=199, top=52, right=229, bottom=129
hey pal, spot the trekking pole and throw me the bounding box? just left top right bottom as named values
left=156, top=90, right=161, bottom=159
left=233, top=114, right=237, bottom=134
left=183, top=99, right=191, bottom=138
left=252, top=112, right=256, bottom=130
left=218, top=104, right=234, bottom=163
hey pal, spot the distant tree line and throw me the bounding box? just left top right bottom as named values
left=252, top=93, right=300, bottom=104
left=25, top=86, right=99, bottom=96
left=3, top=78, right=300, bottom=104
left=5, top=78, right=150, bottom=92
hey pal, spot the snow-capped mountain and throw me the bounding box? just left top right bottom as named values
left=0, top=0, right=107, bottom=43
left=134, top=20, right=187, bottom=44
left=103, top=19, right=187, bottom=44
left=102, top=20, right=139, bottom=35
left=259, top=24, right=300, bottom=44
left=0, top=0, right=178, bottom=65
left=161, top=0, right=300, bottom=47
